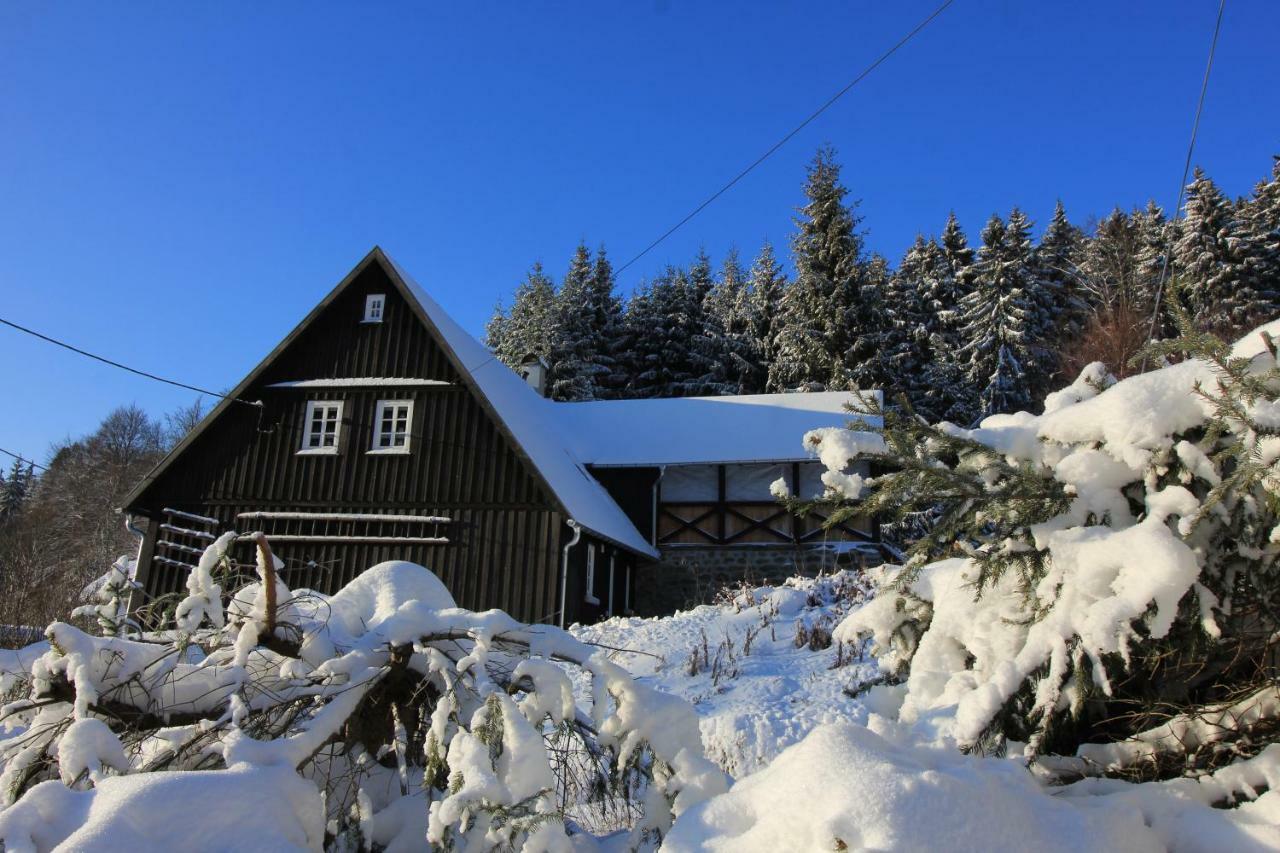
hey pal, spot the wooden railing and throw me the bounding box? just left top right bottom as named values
left=657, top=501, right=875, bottom=547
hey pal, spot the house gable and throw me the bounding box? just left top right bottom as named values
left=125, top=248, right=655, bottom=557
left=126, top=254, right=550, bottom=516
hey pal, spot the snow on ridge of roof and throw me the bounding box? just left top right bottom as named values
left=383, top=253, right=659, bottom=558
left=266, top=378, right=454, bottom=388
left=560, top=392, right=882, bottom=467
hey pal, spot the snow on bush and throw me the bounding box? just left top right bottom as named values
left=664, top=719, right=1280, bottom=852
left=801, top=316, right=1280, bottom=770
left=0, top=536, right=726, bottom=851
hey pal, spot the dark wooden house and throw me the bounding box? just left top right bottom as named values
left=122, top=248, right=880, bottom=626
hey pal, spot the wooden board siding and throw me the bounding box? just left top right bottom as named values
left=127, top=263, right=570, bottom=623
left=563, top=534, right=635, bottom=624
left=586, top=467, right=660, bottom=545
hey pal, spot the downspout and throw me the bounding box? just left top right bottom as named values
left=558, top=519, right=582, bottom=629
left=123, top=513, right=147, bottom=613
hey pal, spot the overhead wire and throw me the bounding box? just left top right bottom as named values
left=1144, top=0, right=1227, bottom=349
left=614, top=0, right=957, bottom=275
left=0, top=446, right=48, bottom=473
left=0, top=315, right=261, bottom=407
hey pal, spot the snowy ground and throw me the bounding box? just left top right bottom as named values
left=571, top=571, right=878, bottom=779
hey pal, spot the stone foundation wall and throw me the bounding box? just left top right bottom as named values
left=633, top=545, right=882, bottom=616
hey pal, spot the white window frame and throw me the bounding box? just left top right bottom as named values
left=369, top=399, right=414, bottom=454
left=584, top=544, right=600, bottom=605
left=298, top=400, right=343, bottom=455
left=363, top=294, right=386, bottom=323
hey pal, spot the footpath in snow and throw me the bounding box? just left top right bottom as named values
left=571, top=571, right=878, bottom=779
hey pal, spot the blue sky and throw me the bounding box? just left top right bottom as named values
left=2, top=1, right=1278, bottom=462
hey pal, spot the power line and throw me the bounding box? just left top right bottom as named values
left=0, top=316, right=260, bottom=407
left=614, top=0, right=957, bottom=275
left=0, top=446, right=48, bottom=473
left=1145, top=0, right=1227, bottom=347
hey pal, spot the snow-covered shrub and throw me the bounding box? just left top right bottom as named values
left=797, top=315, right=1280, bottom=775
left=73, top=556, right=140, bottom=638
left=0, top=535, right=725, bottom=851
left=664, top=718, right=1280, bottom=852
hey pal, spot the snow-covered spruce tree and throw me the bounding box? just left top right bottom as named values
left=1031, top=201, right=1088, bottom=362
left=0, top=535, right=726, bottom=851
left=485, top=262, right=558, bottom=370
left=748, top=241, right=789, bottom=394
left=1241, top=156, right=1280, bottom=323
left=1005, top=208, right=1060, bottom=403
left=1174, top=168, right=1258, bottom=335
left=690, top=250, right=763, bottom=396
left=956, top=213, right=1033, bottom=419
left=618, top=265, right=701, bottom=399
left=0, top=459, right=33, bottom=521
left=769, top=146, right=870, bottom=393
left=880, top=237, right=934, bottom=412
left=847, top=254, right=892, bottom=394
left=547, top=244, right=623, bottom=401
left=793, top=312, right=1280, bottom=779
left=919, top=213, right=979, bottom=424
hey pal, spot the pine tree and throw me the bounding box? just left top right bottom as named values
left=618, top=264, right=703, bottom=398
left=547, top=243, right=621, bottom=401
left=692, top=249, right=760, bottom=395
left=846, top=253, right=892, bottom=392
left=959, top=213, right=1033, bottom=419
left=1174, top=168, right=1253, bottom=333
left=1129, top=201, right=1178, bottom=337
left=940, top=210, right=977, bottom=282
left=588, top=247, right=625, bottom=397
left=484, top=302, right=510, bottom=360
left=1033, top=201, right=1088, bottom=349
left=770, top=146, right=867, bottom=392
left=1005, top=208, right=1057, bottom=400
left=748, top=241, right=788, bottom=393
left=486, top=263, right=558, bottom=369
left=1240, top=157, right=1280, bottom=321
left=0, top=459, right=31, bottom=521
left=882, top=236, right=942, bottom=414
left=924, top=212, right=981, bottom=420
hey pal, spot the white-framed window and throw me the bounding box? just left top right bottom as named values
left=370, top=400, right=413, bottom=454
left=299, top=400, right=343, bottom=454
left=363, top=294, right=386, bottom=323
left=584, top=544, right=600, bottom=605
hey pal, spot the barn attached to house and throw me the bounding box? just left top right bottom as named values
left=122, top=248, right=882, bottom=626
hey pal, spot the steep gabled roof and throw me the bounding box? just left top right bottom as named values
left=124, top=248, right=658, bottom=558
left=381, top=255, right=659, bottom=557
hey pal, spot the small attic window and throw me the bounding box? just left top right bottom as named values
left=363, top=294, right=386, bottom=323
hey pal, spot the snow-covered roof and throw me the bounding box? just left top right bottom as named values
left=127, top=247, right=880, bottom=563
left=561, top=392, right=881, bottom=466
left=266, top=378, right=453, bottom=389
left=383, top=252, right=882, bottom=551
left=385, top=255, right=660, bottom=558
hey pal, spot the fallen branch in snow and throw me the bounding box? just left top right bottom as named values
left=0, top=536, right=727, bottom=851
